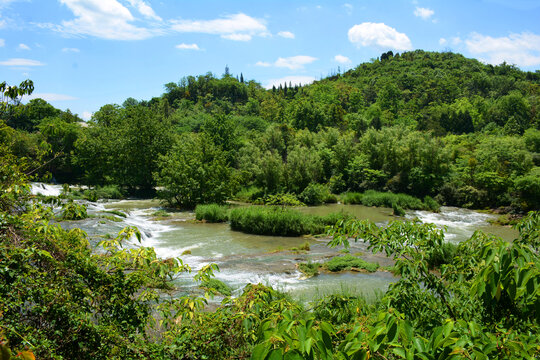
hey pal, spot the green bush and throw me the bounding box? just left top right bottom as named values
left=61, top=201, right=88, bottom=220
left=298, top=183, right=330, bottom=206
left=84, top=185, right=126, bottom=201
left=341, top=190, right=429, bottom=210
left=195, top=204, right=230, bottom=222
left=340, top=192, right=363, bottom=204
left=392, top=202, right=405, bottom=216
left=423, top=195, right=440, bottom=212
left=324, top=255, right=379, bottom=272
left=298, top=262, right=320, bottom=277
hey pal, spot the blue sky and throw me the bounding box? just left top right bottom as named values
left=1, top=0, right=539, bottom=120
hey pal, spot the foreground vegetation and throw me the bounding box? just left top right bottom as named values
left=1, top=153, right=538, bottom=358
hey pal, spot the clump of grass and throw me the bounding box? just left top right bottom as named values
left=298, top=262, right=320, bottom=278
left=423, top=195, right=440, bottom=212
left=323, top=255, right=379, bottom=272
left=195, top=204, right=229, bottom=223
left=235, top=186, right=265, bottom=202
left=103, top=209, right=127, bottom=218
left=181, top=249, right=192, bottom=255
left=199, top=278, right=232, bottom=296
left=152, top=209, right=170, bottom=217
left=392, top=202, right=405, bottom=216
left=229, top=206, right=349, bottom=236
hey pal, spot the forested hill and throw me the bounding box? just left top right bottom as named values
left=2, top=50, right=540, bottom=211
left=159, top=50, right=539, bottom=135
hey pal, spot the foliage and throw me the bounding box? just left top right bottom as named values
left=200, top=278, right=233, bottom=296
left=60, top=200, right=88, bottom=220
left=229, top=206, right=348, bottom=236
left=323, top=255, right=379, bottom=272
left=195, top=203, right=230, bottom=222
left=155, top=133, right=232, bottom=209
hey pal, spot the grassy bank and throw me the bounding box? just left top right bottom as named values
left=195, top=204, right=230, bottom=222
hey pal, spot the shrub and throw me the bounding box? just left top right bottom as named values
left=298, top=183, right=330, bottom=206
left=61, top=201, right=88, bottom=220
left=324, top=255, right=379, bottom=272
left=423, top=195, right=440, bottom=212
left=195, top=204, right=229, bottom=223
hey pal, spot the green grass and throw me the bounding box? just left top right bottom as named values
left=298, top=262, right=320, bottom=277
left=341, top=190, right=440, bottom=211
left=229, top=206, right=349, bottom=236
left=195, top=204, right=230, bottom=223
left=323, top=255, right=379, bottom=272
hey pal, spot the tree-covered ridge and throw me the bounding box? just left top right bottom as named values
left=2, top=51, right=539, bottom=211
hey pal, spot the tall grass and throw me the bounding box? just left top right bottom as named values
left=341, top=190, right=439, bottom=211
left=229, top=206, right=349, bottom=236
left=195, top=204, right=229, bottom=222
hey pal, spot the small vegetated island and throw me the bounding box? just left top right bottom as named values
left=1, top=51, right=539, bottom=359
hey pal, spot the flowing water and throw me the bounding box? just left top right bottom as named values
left=31, top=183, right=518, bottom=302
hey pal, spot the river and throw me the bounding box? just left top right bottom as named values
left=32, top=183, right=518, bottom=302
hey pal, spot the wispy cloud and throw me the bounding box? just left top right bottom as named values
left=334, top=54, right=351, bottom=64
left=343, top=3, right=353, bottom=14
left=18, top=43, right=30, bottom=50
left=40, top=0, right=163, bottom=40
left=465, top=31, right=540, bottom=67
left=171, top=13, right=268, bottom=41
left=414, top=7, right=434, bottom=20
left=0, top=38, right=4, bottom=47
left=125, top=0, right=161, bottom=21
left=277, top=31, right=295, bottom=39
left=0, top=58, right=45, bottom=66
left=256, top=55, right=317, bottom=70
left=348, top=22, right=412, bottom=51
left=264, top=75, right=316, bottom=89
left=175, top=43, right=200, bottom=50
left=62, top=47, right=80, bottom=52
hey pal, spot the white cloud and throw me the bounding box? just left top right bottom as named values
left=171, top=13, right=268, bottom=41
left=465, top=31, right=540, bottom=67
left=334, top=54, right=351, bottom=64
left=62, top=47, right=80, bottom=52
left=452, top=36, right=462, bottom=45
left=275, top=55, right=317, bottom=70
left=277, top=31, right=295, bottom=39
left=175, top=43, right=200, bottom=50
left=255, top=61, right=272, bottom=67
left=414, top=7, right=434, bottom=20
left=348, top=22, right=412, bottom=51
left=439, top=38, right=447, bottom=45
left=18, top=43, right=30, bottom=50
left=343, top=3, right=353, bottom=14
left=264, top=75, right=316, bottom=89
left=81, top=111, right=93, bottom=121
left=0, top=39, right=4, bottom=47
left=0, top=58, right=45, bottom=66
left=222, top=33, right=252, bottom=41
left=47, top=0, right=162, bottom=40
left=256, top=55, right=317, bottom=70
left=27, top=93, right=78, bottom=101
left=125, top=0, right=161, bottom=21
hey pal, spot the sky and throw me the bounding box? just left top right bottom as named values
left=1, top=0, right=539, bottom=120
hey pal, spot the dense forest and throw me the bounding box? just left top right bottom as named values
left=1, top=51, right=540, bottom=359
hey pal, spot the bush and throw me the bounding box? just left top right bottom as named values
left=324, top=255, right=379, bottom=272
left=426, top=242, right=458, bottom=269
left=340, top=192, right=363, bottom=204
left=61, top=201, right=88, bottom=220
left=392, top=202, right=405, bottom=216
left=298, top=183, right=331, bottom=206
left=298, top=262, right=320, bottom=277
left=423, top=195, right=440, bottom=212
left=195, top=204, right=230, bottom=223
left=235, top=186, right=265, bottom=202
left=84, top=185, right=126, bottom=201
